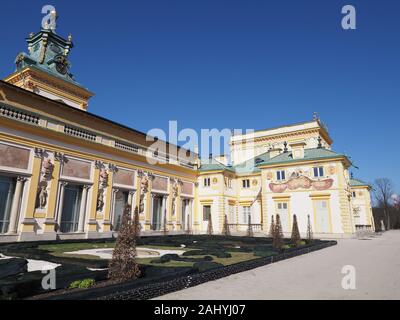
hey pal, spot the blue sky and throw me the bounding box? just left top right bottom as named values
left=0, top=0, right=399, bottom=191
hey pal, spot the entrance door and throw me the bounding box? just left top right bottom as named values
left=0, top=176, right=15, bottom=234
left=60, top=184, right=82, bottom=233
left=277, top=202, right=289, bottom=232
left=152, top=196, right=163, bottom=231
left=315, top=200, right=330, bottom=233
left=113, top=190, right=129, bottom=231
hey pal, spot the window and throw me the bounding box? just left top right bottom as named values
left=242, top=206, right=251, bottom=224
left=313, top=166, right=324, bottom=178
left=60, top=184, right=82, bottom=233
left=276, top=170, right=286, bottom=181
left=352, top=191, right=356, bottom=198
left=204, top=178, right=211, bottom=187
left=203, top=205, right=211, bottom=221
left=242, top=179, right=250, bottom=188
left=229, top=205, right=236, bottom=223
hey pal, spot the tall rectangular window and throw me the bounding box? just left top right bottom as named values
left=242, top=206, right=251, bottom=224
left=60, top=184, right=82, bottom=233
left=313, top=166, right=324, bottom=178
left=0, top=176, right=15, bottom=234
left=203, top=205, right=211, bottom=221
left=276, top=170, right=286, bottom=181
left=229, top=205, right=236, bottom=223
left=204, top=178, right=211, bottom=187
left=242, top=179, right=250, bottom=188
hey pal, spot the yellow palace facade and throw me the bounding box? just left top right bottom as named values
left=0, top=20, right=374, bottom=243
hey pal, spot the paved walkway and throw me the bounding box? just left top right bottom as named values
left=157, top=231, right=400, bottom=300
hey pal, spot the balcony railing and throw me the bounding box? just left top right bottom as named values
left=227, top=223, right=263, bottom=232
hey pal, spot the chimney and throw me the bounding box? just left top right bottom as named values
left=290, top=141, right=306, bottom=159
left=269, top=147, right=282, bottom=158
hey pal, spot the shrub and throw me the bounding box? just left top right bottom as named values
left=254, top=251, right=277, bottom=258
left=183, top=249, right=231, bottom=259
left=193, top=261, right=223, bottom=272
left=69, top=278, right=95, bottom=289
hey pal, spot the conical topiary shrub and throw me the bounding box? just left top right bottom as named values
left=291, top=214, right=301, bottom=246
left=207, top=213, right=213, bottom=236
left=133, top=206, right=141, bottom=239
left=247, top=215, right=254, bottom=237
left=269, top=215, right=275, bottom=238
left=273, top=214, right=284, bottom=250
left=307, top=214, right=313, bottom=243
left=222, top=214, right=230, bottom=236
left=108, top=205, right=141, bottom=283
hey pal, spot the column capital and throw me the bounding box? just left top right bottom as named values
left=94, top=160, right=104, bottom=170
left=34, top=147, right=45, bottom=159
left=17, top=176, right=28, bottom=183
left=108, top=163, right=118, bottom=173
left=83, top=185, right=91, bottom=191
left=54, top=152, right=66, bottom=163
left=60, top=181, right=69, bottom=187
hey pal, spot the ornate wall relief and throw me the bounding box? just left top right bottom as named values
left=181, top=181, right=194, bottom=196
left=269, top=174, right=333, bottom=193
left=0, top=143, right=30, bottom=170
left=152, top=175, right=168, bottom=191
left=61, top=157, right=91, bottom=180
left=114, top=168, right=135, bottom=186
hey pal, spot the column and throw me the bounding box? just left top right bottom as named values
left=7, top=177, right=26, bottom=234
left=129, top=191, right=136, bottom=218
left=161, top=195, right=167, bottom=230
left=78, top=185, right=90, bottom=233
left=56, top=182, right=68, bottom=230
left=20, top=155, right=42, bottom=233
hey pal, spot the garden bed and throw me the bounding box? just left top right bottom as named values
left=0, top=235, right=337, bottom=300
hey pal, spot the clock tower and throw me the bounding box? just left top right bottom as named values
left=4, top=11, right=93, bottom=111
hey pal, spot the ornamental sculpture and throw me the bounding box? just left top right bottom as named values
left=96, top=165, right=109, bottom=212
left=35, top=155, right=54, bottom=209
left=171, top=178, right=180, bottom=215
left=139, top=172, right=150, bottom=214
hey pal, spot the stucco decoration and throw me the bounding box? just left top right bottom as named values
left=270, top=175, right=333, bottom=193
left=328, top=166, right=336, bottom=175
left=0, top=144, right=30, bottom=170
left=266, top=172, right=273, bottom=180
left=212, top=177, right=218, bottom=184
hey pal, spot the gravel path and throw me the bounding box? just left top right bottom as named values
left=156, top=231, right=400, bottom=300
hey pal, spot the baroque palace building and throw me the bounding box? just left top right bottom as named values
left=0, top=19, right=374, bottom=242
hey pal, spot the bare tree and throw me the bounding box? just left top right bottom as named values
left=374, top=178, right=394, bottom=230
